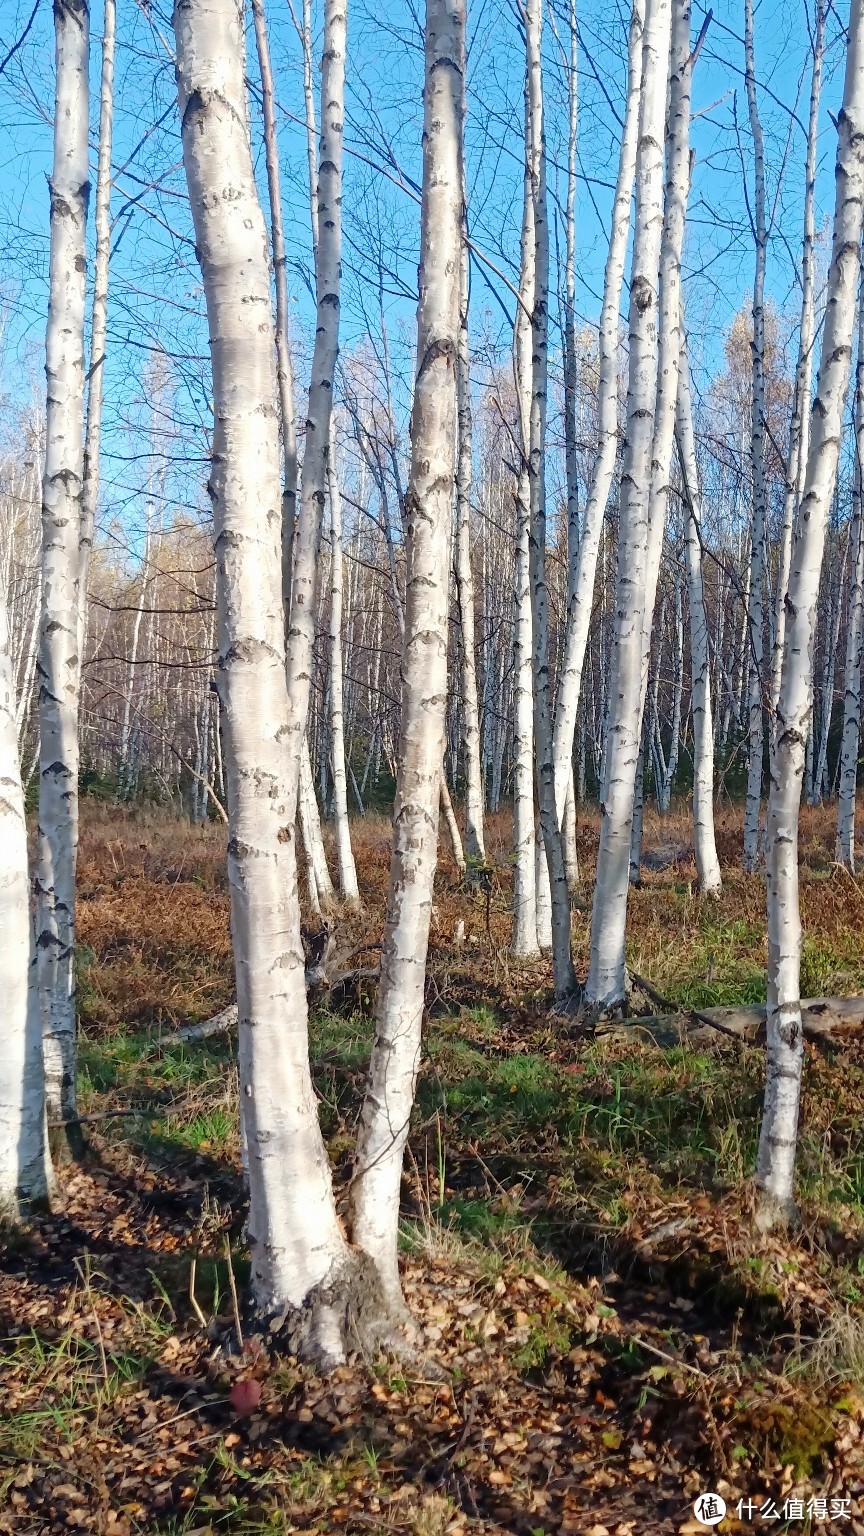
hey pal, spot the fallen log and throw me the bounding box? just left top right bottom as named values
left=158, top=965, right=380, bottom=1046
left=596, top=995, right=864, bottom=1048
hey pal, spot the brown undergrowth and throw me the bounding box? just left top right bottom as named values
left=4, top=798, right=864, bottom=1534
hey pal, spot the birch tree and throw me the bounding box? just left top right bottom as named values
left=454, top=212, right=486, bottom=866
left=756, top=4, right=864, bottom=1228
left=0, top=575, right=51, bottom=1216
left=742, top=0, right=769, bottom=870
left=36, top=0, right=90, bottom=1142
left=525, top=0, right=576, bottom=998
left=677, top=340, right=722, bottom=892
left=174, top=0, right=384, bottom=1363
left=285, top=0, right=347, bottom=807
left=584, top=0, right=672, bottom=1009
left=326, top=455, right=360, bottom=902
left=551, top=0, right=644, bottom=828
left=350, top=0, right=464, bottom=1311
left=79, top=0, right=115, bottom=663
left=770, top=0, right=824, bottom=714
left=837, top=281, right=864, bottom=870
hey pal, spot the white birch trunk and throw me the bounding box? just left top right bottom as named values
left=837, top=288, right=864, bottom=870
left=633, top=0, right=692, bottom=836
left=677, top=338, right=722, bottom=892
left=756, top=9, right=864, bottom=1226
left=454, top=216, right=486, bottom=866
left=285, top=0, right=346, bottom=808
left=742, top=0, right=769, bottom=870
left=250, top=0, right=299, bottom=567
left=326, top=456, right=360, bottom=903
left=584, top=0, right=673, bottom=1008
left=551, top=0, right=644, bottom=818
left=440, top=773, right=467, bottom=878
left=175, top=0, right=379, bottom=1362
left=37, top=0, right=90, bottom=1141
left=0, top=577, right=51, bottom=1215
left=79, top=0, right=114, bottom=667
left=350, top=0, right=464, bottom=1310
left=771, top=0, right=824, bottom=716
left=512, top=94, right=540, bottom=959
left=525, top=0, right=576, bottom=999
left=299, top=736, right=335, bottom=907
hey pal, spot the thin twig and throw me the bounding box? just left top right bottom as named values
left=188, top=1257, right=208, bottom=1331
left=224, top=1233, right=244, bottom=1348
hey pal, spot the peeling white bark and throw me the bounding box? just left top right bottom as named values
left=742, top=0, right=769, bottom=871
left=677, top=338, right=722, bottom=893
left=175, top=0, right=357, bottom=1356
left=0, top=577, right=51, bottom=1216
left=525, top=0, right=576, bottom=1000
left=757, top=6, right=864, bottom=1226
left=285, top=0, right=346, bottom=808
left=326, top=456, right=360, bottom=903
left=837, top=285, right=864, bottom=871
left=350, top=0, right=464, bottom=1310
left=37, top=0, right=90, bottom=1138
left=551, top=0, right=644, bottom=820
left=585, top=0, right=672, bottom=1008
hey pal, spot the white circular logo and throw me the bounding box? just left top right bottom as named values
left=693, top=1493, right=727, bottom=1526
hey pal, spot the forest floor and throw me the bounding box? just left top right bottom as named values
left=5, top=800, right=864, bottom=1534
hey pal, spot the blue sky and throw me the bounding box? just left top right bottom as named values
left=0, top=0, right=850, bottom=559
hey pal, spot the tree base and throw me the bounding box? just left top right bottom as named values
left=263, top=1248, right=412, bottom=1371
left=753, top=1185, right=801, bottom=1234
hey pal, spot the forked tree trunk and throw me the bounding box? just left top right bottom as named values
left=350, top=0, right=464, bottom=1312
left=742, top=0, right=769, bottom=871
left=584, top=0, right=672, bottom=1009
left=837, top=284, right=864, bottom=870
left=757, top=8, right=864, bottom=1228
left=37, top=0, right=90, bottom=1145
left=551, top=0, right=644, bottom=823
left=285, top=0, right=346, bottom=807
left=677, top=338, right=722, bottom=892
left=175, top=0, right=383, bottom=1364
left=0, top=582, right=51, bottom=1216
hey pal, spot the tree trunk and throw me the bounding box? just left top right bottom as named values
left=326, top=456, right=360, bottom=903
left=285, top=0, right=346, bottom=808
left=174, top=0, right=380, bottom=1364
left=837, top=284, right=864, bottom=870
left=551, top=0, right=644, bottom=821
left=525, top=0, right=576, bottom=1000
left=350, top=0, right=464, bottom=1312
left=37, top=0, right=90, bottom=1146
left=756, top=8, right=864, bottom=1228
left=0, top=578, right=51, bottom=1216
left=742, top=0, right=769, bottom=871
left=511, top=87, right=539, bottom=960
left=79, top=0, right=114, bottom=666
left=250, top=0, right=298, bottom=570
left=584, top=0, right=673, bottom=1008
left=771, top=0, right=824, bottom=715
left=677, top=338, right=722, bottom=892
left=454, top=174, right=486, bottom=866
